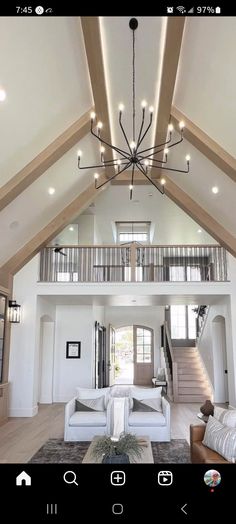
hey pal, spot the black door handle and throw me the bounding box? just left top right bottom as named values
left=225, top=369, right=228, bottom=374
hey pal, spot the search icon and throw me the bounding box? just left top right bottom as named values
left=63, top=470, right=78, bottom=486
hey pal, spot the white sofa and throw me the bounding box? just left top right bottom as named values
left=124, top=388, right=171, bottom=442
left=64, top=387, right=113, bottom=442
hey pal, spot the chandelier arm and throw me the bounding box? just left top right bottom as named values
left=137, top=162, right=165, bottom=195
left=150, top=163, right=189, bottom=174
left=136, top=110, right=145, bottom=149
left=140, top=136, right=184, bottom=161
left=138, top=135, right=172, bottom=155
left=129, top=164, right=135, bottom=200
left=138, top=155, right=167, bottom=165
left=79, top=161, right=122, bottom=170
left=91, top=127, right=130, bottom=158
left=102, top=159, right=130, bottom=166
left=119, top=114, right=133, bottom=155
left=135, top=116, right=153, bottom=149
left=95, top=161, right=132, bottom=189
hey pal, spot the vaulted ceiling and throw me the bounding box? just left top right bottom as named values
left=0, top=16, right=235, bottom=279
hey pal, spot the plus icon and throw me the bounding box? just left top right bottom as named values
left=111, top=471, right=126, bottom=486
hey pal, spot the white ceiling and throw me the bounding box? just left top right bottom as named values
left=174, top=17, right=236, bottom=156
left=0, top=16, right=235, bottom=269
left=87, top=185, right=214, bottom=245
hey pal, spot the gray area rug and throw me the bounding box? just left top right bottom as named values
left=29, top=438, right=190, bottom=463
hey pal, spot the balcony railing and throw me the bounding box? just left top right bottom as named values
left=39, top=244, right=228, bottom=283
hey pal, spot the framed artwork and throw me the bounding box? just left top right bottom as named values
left=66, top=341, right=81, bottom=359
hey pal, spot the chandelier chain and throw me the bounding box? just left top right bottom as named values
left=132, top=26, right=135, bottom=143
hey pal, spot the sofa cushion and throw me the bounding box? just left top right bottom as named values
left=129, top=411, right=166, bottom=427
left=75, top=396, right=105, bottom=412
left=76, top=387, right=110, bottom=408
left=214, top=406, right=236, bottom=428
left=132, top=397, right=162, bottom=413
left=202, top=415, right=236, bottom=462
left=69, top=411, right=107, bottom=427
left=192, top=442, right=228, bottom=464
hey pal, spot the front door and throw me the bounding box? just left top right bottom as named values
left=133, top=325, right=154, bottom=386
left=108, top=325, right=116, bottom=386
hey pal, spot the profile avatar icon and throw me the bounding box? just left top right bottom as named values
left=204, top=469, right=221, bottom=487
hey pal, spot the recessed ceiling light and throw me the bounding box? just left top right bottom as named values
left=212, top=186, right=219, bottom=194
left=197, top=229, right=202, bottom=233
left=69, top=226, right=74, bottom=232
left=48, top=187, right=55, bottom=195
left=0, top=88, right=6, bottom=102
left=9, top=220, right=19, bottom=230
left=148, top=193, right=153, bottom=197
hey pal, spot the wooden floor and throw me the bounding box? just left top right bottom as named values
left=0, top=401, right=205, bottom=463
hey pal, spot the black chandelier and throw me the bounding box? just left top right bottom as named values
left=78, top=18, right=190, bottom=200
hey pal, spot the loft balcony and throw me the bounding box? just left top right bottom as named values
left=39, top=243, right=228, bottom=283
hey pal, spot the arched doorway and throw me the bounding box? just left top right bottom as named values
left=38, top=315, right=55, bottom=404
left=212, top=315, right=228, bottom=403
left=113, top=325, right=154, bottom=386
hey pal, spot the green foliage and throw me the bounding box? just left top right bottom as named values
left=92, top=432, right=143, bottom=461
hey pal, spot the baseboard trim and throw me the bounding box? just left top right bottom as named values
left=53, top=397, right=71, bottom=403
left=9, top=405, right=38, bottom=417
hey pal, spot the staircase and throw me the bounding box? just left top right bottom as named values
left=173, top=347, right=212, bottom=403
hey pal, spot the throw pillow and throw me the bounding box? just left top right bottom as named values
left=76, top=387, right=110, bottom=408
left=132, top=397, right=162, bottom=412
left=214, top=406, right=236, bottom=428
left=75, top=396, right=105, bottom=412
left=129, top=387, right=162, bottom=409
left=202, top=415, right=236, bottom=462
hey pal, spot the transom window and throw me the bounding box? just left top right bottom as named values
left=116, top=221, right=151, bottom=244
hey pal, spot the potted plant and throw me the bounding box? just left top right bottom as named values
left=92, top=433, right=144, bottom=463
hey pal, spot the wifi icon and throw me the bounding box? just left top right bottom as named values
left=176, top=6, right=186, bottom=13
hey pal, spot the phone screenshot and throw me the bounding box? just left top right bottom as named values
left=0, top=4, right=235, bottom=521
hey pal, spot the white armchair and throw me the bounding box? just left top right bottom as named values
left=64, top=387, right=113, bottom=442
left=124, top=388, right=171, bottom=442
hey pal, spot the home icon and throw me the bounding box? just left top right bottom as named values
left=16, top=471, right=31, bottom=486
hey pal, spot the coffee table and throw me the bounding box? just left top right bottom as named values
left=82, top=435, right=154, bottom=463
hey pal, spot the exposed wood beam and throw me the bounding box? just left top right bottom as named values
left=164, top=177, right=236, bottom=257
left=171, top=106, right=236, bottom=182
left=80, top=17, right=114, bottom=177
left=0, top=176, right=108, bottom=275
left=0, top=108, right=93, bottom=212
left=0, top=271, right=12, bottom=292
left=153, top=17, right=185, bottom=145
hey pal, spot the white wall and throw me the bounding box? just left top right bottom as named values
left=104, top=306, right=165, bottom=373
left=92, top=186, right=215, bottom=245
left=77, top=215, right=96, bottom=244
left=53, top=305, right=94, bottom=402
left=9, top=256, right=39, bottom=416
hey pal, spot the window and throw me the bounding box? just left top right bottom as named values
left=136, top=327, right=152, bottom=363
left=115, top=222, right=151, bottom=244
left=170, top=305, right=197, bottom=340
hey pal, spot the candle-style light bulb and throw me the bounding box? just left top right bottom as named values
left=77, top=150, right=82, bottom=167
left=129, top=184, right=133, bottom=200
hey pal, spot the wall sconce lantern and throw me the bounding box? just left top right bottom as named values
left=8, top=300, right=21, bottom=323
